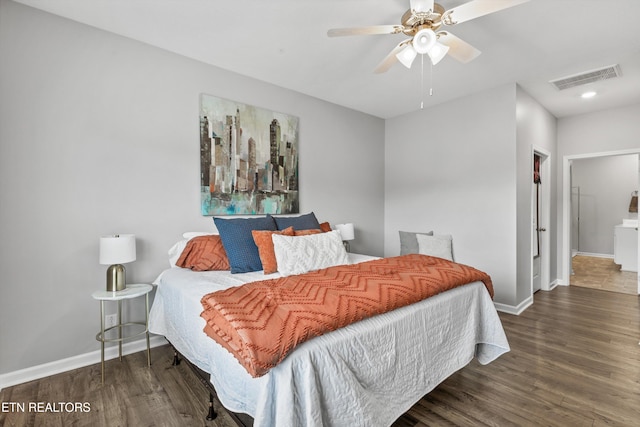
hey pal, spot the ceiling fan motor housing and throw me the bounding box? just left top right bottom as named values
left=401, top=3, right=445, bottom=35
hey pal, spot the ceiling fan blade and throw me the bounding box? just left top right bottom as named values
left=374, top=40, right=412, bottom=73
left=410, top=0, right=434, bottom=13
left=443, top=0, right=530, bottom=26
left=327, top=25, right=403, bottom=37
left=437, top=32, right=481, bottom=63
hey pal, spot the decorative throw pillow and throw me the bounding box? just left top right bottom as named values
left=176, top=235, right=230, bottom=271
left=293, top=229, right=323, bottom=236
left=399, top=230, right=434, bottom=255
left=252, top=227, right=295, bottom=274
left=415, top=233, right=454, bottom=261
left=291, top=221, right=331, bottom=236
left=319, top=222, right=332, bottom=232
left=271, top=212, right=321, bottom=231
left=168, top=232, right=216, bottom=267
left=272, top=230, right=350, bottom=277
left=168, top=239, right=190, bottom=267
left=213, top=216, right=277, bottom=273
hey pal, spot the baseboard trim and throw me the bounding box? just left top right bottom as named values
left=494, top=295, right=533, bottom=315
left=0, top=335, right=168, bottom=391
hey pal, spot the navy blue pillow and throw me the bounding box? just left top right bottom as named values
left=213, top=216, right=277, bottom=273
left=271, top=212, right=321, bottom=231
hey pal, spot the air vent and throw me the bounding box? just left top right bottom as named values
left=549, top=65, right=622, bottom=90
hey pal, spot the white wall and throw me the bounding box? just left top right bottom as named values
left=556, top=103, right=640, bottom=281
left=384, top=84, right=519, bottom=306
left=0, top=0, right=385, bottom=375
left=572, top=155, right=638, bottom=255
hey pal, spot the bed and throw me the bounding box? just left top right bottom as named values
left=149, top=249, right=510, bottom=427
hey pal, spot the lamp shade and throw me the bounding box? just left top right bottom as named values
left=395, top=44, right=417, bottom=68
left=99, top=234, right=136, bottom=265
left=335, top=223, right=355, bottom=241
left=427, top=41, right=450, bottom=65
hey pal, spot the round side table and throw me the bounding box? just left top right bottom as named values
left=92, top=283, right=153, bottom=383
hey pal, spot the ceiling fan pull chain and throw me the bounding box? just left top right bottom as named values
left=430, top=61, right=434, bottom=97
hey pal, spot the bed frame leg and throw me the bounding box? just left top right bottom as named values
left=206, top=392, right=217, bottom=421
left=172, top=349, right=181, bottom=366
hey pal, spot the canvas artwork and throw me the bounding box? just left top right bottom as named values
left=199, top=94, right=299, bottom=215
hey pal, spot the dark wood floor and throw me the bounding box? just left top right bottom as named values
left=2, top=285, right=639, bottom=427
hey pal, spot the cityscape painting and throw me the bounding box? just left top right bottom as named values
left=199, top=94, right=299, bottom=215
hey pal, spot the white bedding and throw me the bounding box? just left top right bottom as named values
left=149, top=253, right=510, bottom=427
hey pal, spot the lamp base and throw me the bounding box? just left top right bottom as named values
left=106, top=264, right=126, bottom=292
left=343, top=241, right=350, bottom=253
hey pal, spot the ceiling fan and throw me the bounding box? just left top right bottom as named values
left=328, top=0, right=530, bottom=73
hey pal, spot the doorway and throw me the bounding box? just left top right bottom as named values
left=532, top=147, right=550, bottom=293
left=561, top=149, right=640, bottom=294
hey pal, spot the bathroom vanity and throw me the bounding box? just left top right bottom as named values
left=614, top=219, right=638, bottom=272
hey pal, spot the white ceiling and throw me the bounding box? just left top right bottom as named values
left=13, top=0, right=640, bottom=119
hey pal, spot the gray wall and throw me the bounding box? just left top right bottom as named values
left=515, top=86, right=558, bottom=303
left=571, top=155, right=638, bottom=255
left=0, top=0, right=385, bottom=375
left=384, top=84, right=520, bottom=306
left=384, top=84, right=558, bottom=308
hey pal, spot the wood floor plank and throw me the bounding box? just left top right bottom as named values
left=0, top=381, right=38, bottom=427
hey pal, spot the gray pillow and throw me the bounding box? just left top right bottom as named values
left=399, top=230, right=434, bottom=255
left=416, top=233, right=454, bottom=261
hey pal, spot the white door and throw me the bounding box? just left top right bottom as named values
left=532, top=148, right=550, bottom=292
left=532, top=255, right=542, bottom=292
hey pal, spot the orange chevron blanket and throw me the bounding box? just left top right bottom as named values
left=200, top=254, right=493, bottom=377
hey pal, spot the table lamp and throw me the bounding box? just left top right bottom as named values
left=99, top=234, right=136, bottom=292
left=335, top=223, right=355, bottom=252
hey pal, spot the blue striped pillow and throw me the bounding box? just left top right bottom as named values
left=213, top=216, right=277, bottom=273
left=270, top=212, right=321, bottom=231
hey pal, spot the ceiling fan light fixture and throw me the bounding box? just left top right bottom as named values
left=396, top=44, right=417, bottom=68
left=412, top=28, right=436, bottom=54
left=328, top=0, right=529, bottom=73
left=427, top=42, right=449, bottom=65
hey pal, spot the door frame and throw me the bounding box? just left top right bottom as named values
left=532, top=146, right=551, bottom=292
left=561, top=148, right=640, bottom=292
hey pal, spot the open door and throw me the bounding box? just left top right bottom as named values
left=532, top=148, right=551, bottom=292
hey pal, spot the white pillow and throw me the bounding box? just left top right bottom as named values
left=272, top=230, right=350, bottom=277
left=182, top=231, right=215, bottom=239
left=168, top=231, right=216, bottom=267
left=416, top=233, right=454, bottom=261
left=399, top=230, right=434, bottom=255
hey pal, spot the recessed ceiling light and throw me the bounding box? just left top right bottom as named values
left=581, top=91, right=597, bottom=99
